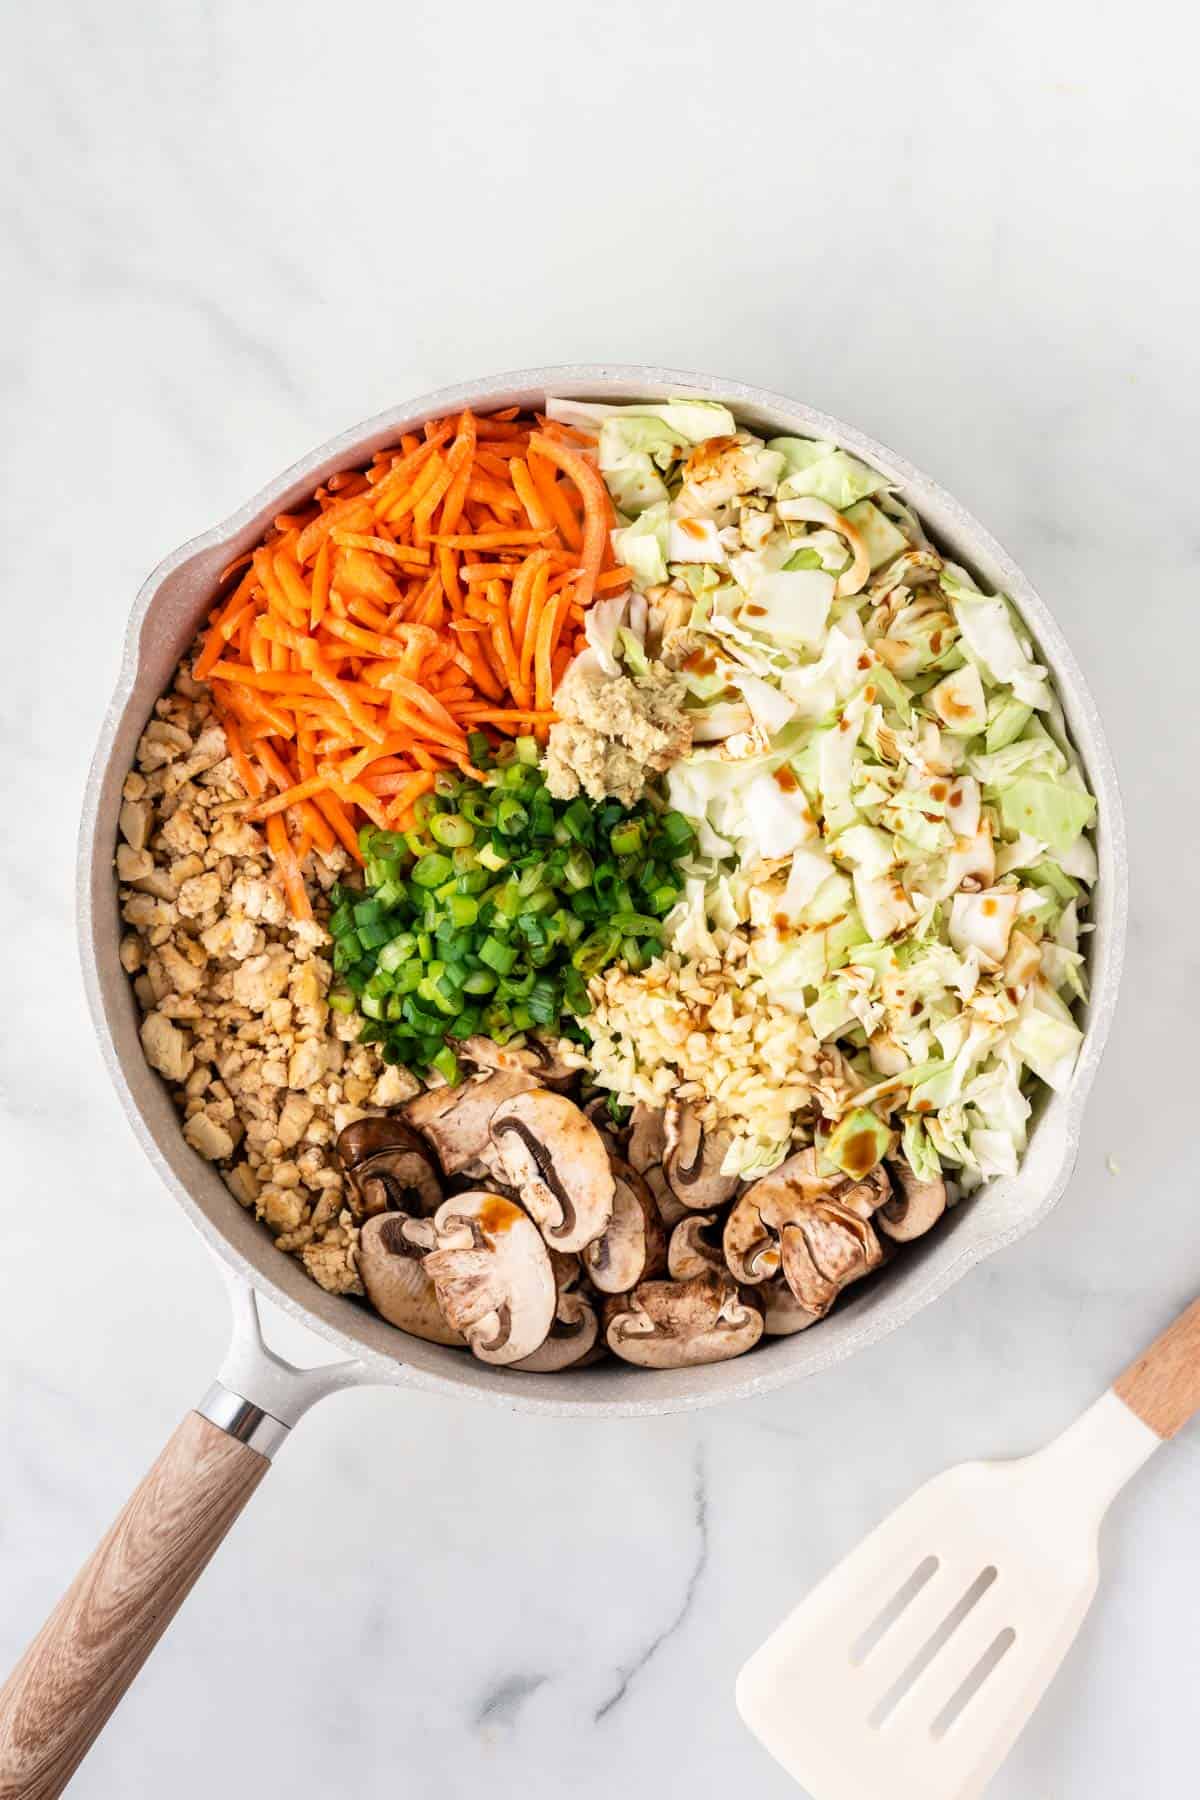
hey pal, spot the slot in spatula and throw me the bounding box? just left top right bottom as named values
left=737, top=1297, right=1200, bottom=1799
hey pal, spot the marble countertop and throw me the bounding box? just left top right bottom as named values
left=3, top=3, right=1197, bottom=1795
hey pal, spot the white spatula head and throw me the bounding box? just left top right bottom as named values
left=737, top=1392, right=1160, bottom=1800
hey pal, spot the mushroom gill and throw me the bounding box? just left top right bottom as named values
left=489, top=1090, right=615, bottom=1253
left=357, top=1212, right=464, bottom=1346
left=605, top=1270, right=763, bottom=1369
left=581, top=1160, right=666, bottom=1294
left=663, top=1102, right=738, bottom=1210
left=424, top=1191, right=556, bottom=1366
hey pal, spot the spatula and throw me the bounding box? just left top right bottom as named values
left=737, top=1296, right=1200, bottom=1799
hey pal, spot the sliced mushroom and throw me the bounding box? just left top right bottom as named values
left=761, top=1277, right=820, bottom=1337
left=877, top=1158, right=947, bottom=1243
left=667, top=1211, right=726, bottom=1282
left=512, top=1254, right=602, bottom=1371
left=723, top=1147, right=889, bottom=1320
left=723, top=1151, right=817, bottom=1284
left=644, top=1163, right=689, bottom=1231
left=457, top=1036, right=545, bottom=1079
left=663, top=1102, right=738, bottom=1209
left=337, top=1117, right=443, bottom=1218
left=402, top=1069, right=537, bottom=1176
left=581, top=1161, right=666, bottom=1294
left=605, top=1270, right=763, bottom=1368
left=580, top=1092, right=628, bottom=1159
left=424, top=1191, right=556, bottom=1366
left=526, top=1037, right=581, bottom=1089
left=357, top=1213, right=464, bottom=1346
left=458, top=1033, right=578, bottom=1090
left=779, top=1204, right=883, bottom=1320
left=489, top=1090, right=615, bottom=1254
left=724, top=1148, right=890, bottom=1285
left=627, top=1102, right=668, bottom=1174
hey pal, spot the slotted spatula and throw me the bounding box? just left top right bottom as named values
left=737, top=1296, right=1200, bottom=1799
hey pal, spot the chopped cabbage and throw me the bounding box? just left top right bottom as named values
left=577, top=404, right=1098, bottom=1193
left=776, top=447, right=891, bottom=509
left=612, top=502, right=668, bottom=588
left=942, top=571, right=1051, bottom=711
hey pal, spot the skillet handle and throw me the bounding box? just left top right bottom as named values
left=1113, top=1295, right=1200, bottom=1440
left=0, top=1411, right=269, bottom=1800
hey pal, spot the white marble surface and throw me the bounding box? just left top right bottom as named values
left=2, top=4, right=1198, bottom=1795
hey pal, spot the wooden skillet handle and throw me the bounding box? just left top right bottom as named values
left=0, top=1412, right=268, bottom=1800
left=1114, top=1297, right=1200, bottom=1440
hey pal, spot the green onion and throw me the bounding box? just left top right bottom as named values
left=610, top=821, right=644, bottom=855
left=430, top=813, right=475, bottom=848
left=479, top=935, right=519, bottom=975
left=431, top=1045, right=461, bottom=1085
left=377, top=932, right=417, bottom=973
left=412, top=852, right=453, bottom=888
left=331, top=753, right=694, bottom=1076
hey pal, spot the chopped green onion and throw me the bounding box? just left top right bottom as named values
left=412, top=852, right=453, bottom=888
left=430, top=813, right=475, bottom=848
left=331, top=751, right=694, bottom=1076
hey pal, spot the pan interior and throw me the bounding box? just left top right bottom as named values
left=78, top=365, right=1126, bottom=1417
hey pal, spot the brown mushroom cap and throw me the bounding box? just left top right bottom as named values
left=627, top=1103, right=668, bottom=1174
left=424, top=1191, right=556, bottom=1365
left=761, top=1277, right=820, bottom=1337
left=877, top=1158, right=948, bottom=1242
left=724, top=1148, right=891, bottom=1284
left=357, top=1213, right=464, bottom=1346
left=663, top=1102, right=738, bottom=1209
left=779, top=1205, right=883, bottom=1319
left=403, top=1069, right=537, bottom=1176
left=605, top=1270, right=763, bottom=1368
left=512, top=1255, right=602, bottom=1371
left=338, top=1116, right=422, bottom=1170
left=489, top=1090, right=615, bottom=1254
left=582, top=1160, right=666, bottom=1294
left=724, top=1147, right=889, bottom=1319
left=337, top=1117, right=442, bottom=1218
left=666, top=1210, right=727, bottom=1282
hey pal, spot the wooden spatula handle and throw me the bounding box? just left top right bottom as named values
left=1113, top=1297, right=1200, bottom=1440
left=0, top=1412, right=268, bottom=1800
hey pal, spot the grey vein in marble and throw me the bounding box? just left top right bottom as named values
left=474, top=1672, right=549, bottom=1732
left=594, top=1445, right=709, bottom=1722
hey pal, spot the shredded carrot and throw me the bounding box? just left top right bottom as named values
left=247, top=775, right=329, bottom=822
left=188, top=407, right=620, bottom=912
left=266, top=814, right=312, bottom=920
left=525, top=433, right=608, bottom=610
left=215, top=706, right=264, bottom=797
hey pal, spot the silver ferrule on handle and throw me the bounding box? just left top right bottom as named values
left=196, top=1382, right=290, bottom=1459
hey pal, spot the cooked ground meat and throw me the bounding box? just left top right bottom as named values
left=119, top=665, right=420, bottom=1298
left=544, top=660, right=691, bottom=808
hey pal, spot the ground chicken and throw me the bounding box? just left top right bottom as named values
left=544, top=659, right=691, bottom=808
left=141, top=1012, right=193, bottom=1083
left=116, top=663, right=414, bottom=1306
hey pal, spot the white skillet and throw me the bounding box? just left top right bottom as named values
left=0, top=368, right=1126, bottom=1797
